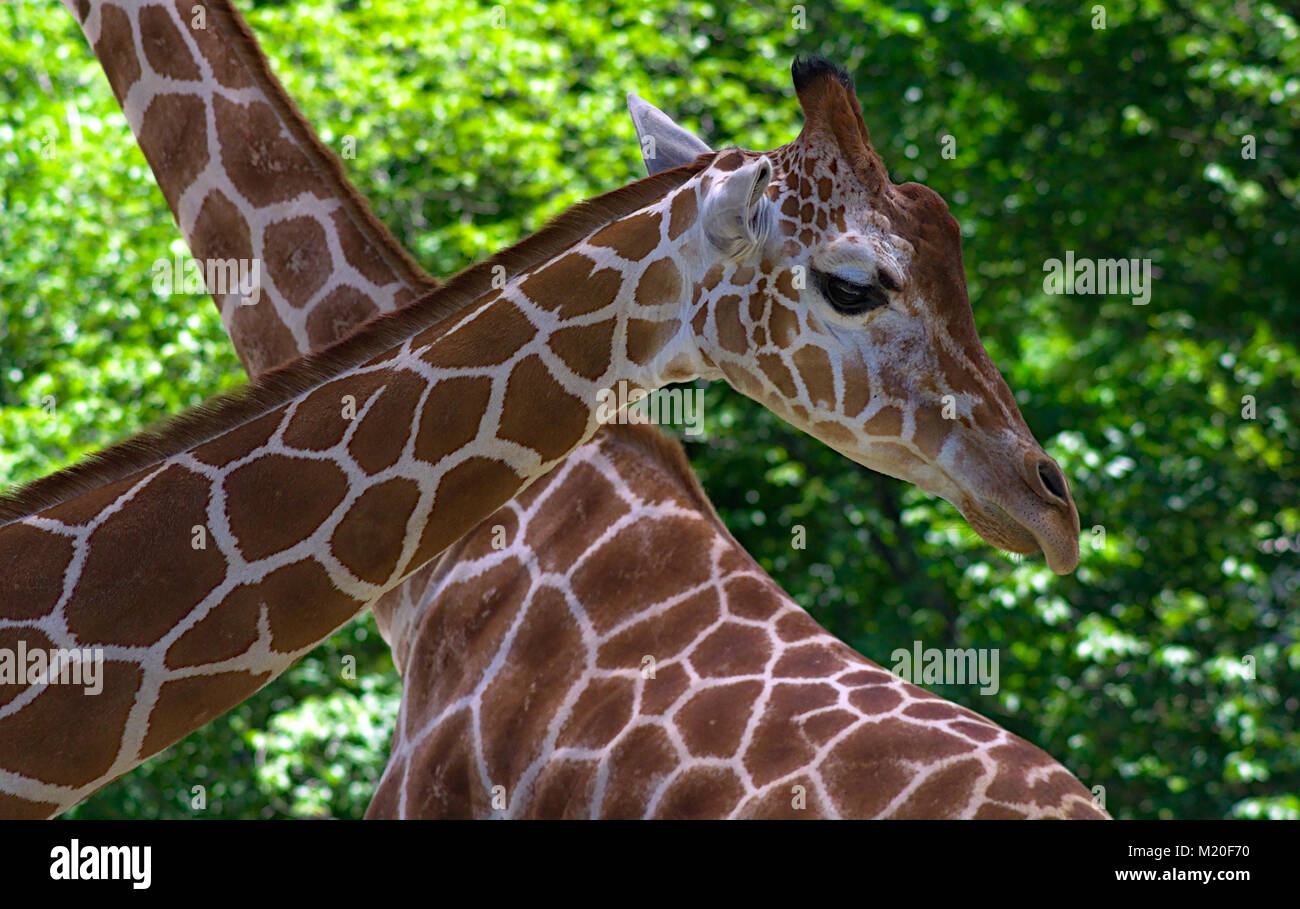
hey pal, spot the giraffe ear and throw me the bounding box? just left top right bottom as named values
left=627, top=93, right=713, bottom=175
left=701, top=156, right=774, bottom=261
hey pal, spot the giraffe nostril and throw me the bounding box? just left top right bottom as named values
left=1036, top=459, right=1070, bottom=505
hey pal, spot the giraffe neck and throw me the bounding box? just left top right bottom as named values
left=0, top=161, right=711, bottom=817
left=367, top=421, right=1106, bottom=819
left=61, top=0, right=435, bottom=375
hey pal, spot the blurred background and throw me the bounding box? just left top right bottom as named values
left=1, top=0, right=1296, bottom=819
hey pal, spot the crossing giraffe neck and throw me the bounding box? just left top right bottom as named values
left=60, top=0, right=434, bottom=375
left=367, top=421, right=1107, bottom=819
left=43, top=16, right=1085, bottom=577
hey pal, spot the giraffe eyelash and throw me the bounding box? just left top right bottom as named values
left=813, top=269, right=891, bottom=316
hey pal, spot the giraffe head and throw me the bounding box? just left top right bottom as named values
left=629, top=58, right=1079, bottom=573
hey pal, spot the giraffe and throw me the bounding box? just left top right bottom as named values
left=45, top=1, right=1100, bottom=821
left=1, top=23, right=1081, bottom=814
left=367, top=421, right=1106, bottom=818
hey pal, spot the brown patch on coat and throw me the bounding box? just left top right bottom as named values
left=413, top=457, right=522, bottom=566
left=348, top=370, right=426, bottom=474
left=306, top=286, right=380, bottom=349
left=138, top=94, right=209, bottom=210
left=480, top=586, right=586, bottom=792
left=224, top=455, right=349, bottom=561
left=633, top=257, right=682, bottom=308
left=263, top=216, right=331, bottom=308
left=330, top=478, right=421, bottom=584
left=497, top=355, right=589, bottom=460
left=600, top=725, right=679, bottom=818
left=668, top=190, right=697, bottom=239
left=421, top=301, right=536, bottom=368
left=142, top=669, right=272, bottom=757
left=547, top=320, right=616, bottom=380
left=0, top=661, right=142, bottom=787
left=413, top=375, right=493, bottom=464
left=519, top=252, right=623, bottom=317
left=0, top=525, right=74, bottom=620
left=573, top=516, right=714, bottom=633
left=625, top=318, right=679, bottom=366
left=140, top=6, right=200, bottom=80
left=587, top=210, right=663, bottom=262
left=793, top=346, right=835, bottom=408
left=675, top=681, right=763, bottom=758
left=93, top=5, right=141, bottom=102
left=596, top=587, right=721, bottom=668
left=63, top=465, right=227, bottom=646
left=556, top=676, right=637, bottom=750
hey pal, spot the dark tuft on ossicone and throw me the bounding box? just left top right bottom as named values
left=791, top=55, right=854, bottom=93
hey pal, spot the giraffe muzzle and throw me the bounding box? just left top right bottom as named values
left=972, top=452, right=1081, bottom=575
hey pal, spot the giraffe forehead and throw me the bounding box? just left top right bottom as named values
left=812, top=233, right=909, bottom=282
left=765, top=149, right=918, bottom=268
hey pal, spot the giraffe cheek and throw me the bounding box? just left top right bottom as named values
left=792, top=346, right=836, bottom=411
left=757, top=354, right=798, bottom=399
left=713, top=295, right=747, bottom=354
left=719, top=362, right=765, bottom=401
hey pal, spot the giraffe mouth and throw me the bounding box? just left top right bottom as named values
left=962, top=498, right=1079, bottom=575
left=966, top=501, right=1042, bottom=554
left=822, top=432, right=1080, bottom=573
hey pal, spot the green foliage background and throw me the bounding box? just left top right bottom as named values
left=2, top=0, right=1296, bottom=819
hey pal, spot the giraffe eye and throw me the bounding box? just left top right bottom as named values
left=816, top=271, right=889, bottom=315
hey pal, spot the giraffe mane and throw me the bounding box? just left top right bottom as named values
left=0, top=158, right=712, bottom=526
